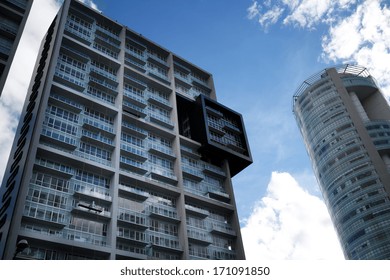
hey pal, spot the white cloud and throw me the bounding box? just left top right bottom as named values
left=0, top=0, right=100, bottom=183
left=241, top=172, right=344, bottom=260
left=247, top=0, right=358, bottom=29
left=78, top=0, right=101, bottom=12
left=247, top=0, right=390, bottom=97
left=321, top=0, right=390, bottom=99
left=247, top=1, right=260, bottom=20
left=259, top=6, right=285, bottom=31
left=0, top=1, right=60, bottom=182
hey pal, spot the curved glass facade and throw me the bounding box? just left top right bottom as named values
left=293, top=65, right=390, bottom=259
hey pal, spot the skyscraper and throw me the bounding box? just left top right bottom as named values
left=0, top=0, right=33, bottom=96
left=0, top=0, right=252, bottom=260
left=293, top=65, right=390, bottom=259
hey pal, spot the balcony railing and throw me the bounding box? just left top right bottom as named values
left=118, top=208, right=148, bottom=228
left=73, top=181, right=112, bottom=202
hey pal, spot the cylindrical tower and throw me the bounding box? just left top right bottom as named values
left=293, top=65, right=390, bottom=259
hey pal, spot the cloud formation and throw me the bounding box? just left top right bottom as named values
left=241, top=172, right=344, bottom=260
left=322, top=0, right=390, bottom=98
left=0, top=0, right=101, bottom=183
left=247, top=0, right=390, bottom=97
left=0, top=1, right=60, bottom=181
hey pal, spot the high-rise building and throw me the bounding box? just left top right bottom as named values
left=293, top=65, right=390, bottom=259
left=0, top=0, right=252, bottom=260
left=0, top=0, right=33, bottom=96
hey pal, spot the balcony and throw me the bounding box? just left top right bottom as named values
left=117, top=229, right=148, bottom=246
left=210, top=223, right=236, bottom=237
left=210, top=246, right=236, bottom=260
left=94, top=33, right=121, bottom=52
left=73, top=182, right=112, bottom=202
left=147, top=52, right=169, bottom=67
left=88, top=76, right=118, bottom=95
left=95, top=24, right=120, bottom=40
left=147, top=113, right=174, bottom=130
left=73, top=150, right=112, bottom=167
left=120, top=155, right=148, bottom=175
left=125, top=56, right=146, bottom=73
left=125, top=47, right=146, bottom=63
left=120, top=142, right=148, bottom=161
left=191, top=74, right=210, bottom=89
left=123, top=88, right=148, bottom=108
left=148, top=68, right=171, bottom=85
left=118, top=184, right=149, bottom=200
left=184, top=204, right=209, bottom=218
left=72, top=202, right=111, bottom=220
left=60, top=44, right=90, bottom=63
left=124, top=73, right=147, bottom=89
left=342, top=75, right=378, bottom=93
left=146, top=92, right=172, bottom=110
left=187, top=226, right=213, bottom=245
left=174, top=73, right=192, bottom=86
left=123, top=100, right=147, bottom=118
left=148, top=231, right=182, bottom=252
left=82, top=115, right=115, bottom=137
left=205, top=106, right=223, bottom=118
left=122, top=121, right=148, bottom=139
left=203, top=164, right=226, bottom=178
left=118, top=208, right=148, bottom=229
left=40, top=126, right=77, bottom=151
left=34, top=157, right=74, bottom=178
left=180, top=145, right=201, bottom=159
left=182, top=165, right=204, bottom=182
left=147, top=204, right=179, bottom=223
left=65, top=228, right=108, bottom=247
left=148, top=165, right=178, bottom=185
left=23, top=203, right=67, bottom=228
left=89, top=64, right=118, bottom=84
left=49, top=93, right=83, bottom=113
left=64, top=20, right=92, bottom=46
left=54, top=70, right=86, bottom=92
left=148, top=142, right=176, bottom=160
left=81, top=129, right=115, bottom=150
left=207, top=188, right=230, bottom=203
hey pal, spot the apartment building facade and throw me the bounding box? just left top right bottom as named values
left=0, top=0, right=252, bottom=260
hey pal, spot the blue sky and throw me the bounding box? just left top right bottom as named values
left=1, top=0, right=390, bottom=260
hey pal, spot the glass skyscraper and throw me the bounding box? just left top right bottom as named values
left=0, top=0, right=252, bottom=260
left=293, top=65, right=390, bottom=259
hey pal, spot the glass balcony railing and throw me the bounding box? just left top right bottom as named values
left=147, top=112, right=174, bottom=129
left=146, top=92, right=172, bottom=109
left=148, top=165, right=177, bottom=183
left=73, top=181, right=112, bottom=202
left=123, top=89, right=147, bottom=107
left=117, top=208, right=148, bottom=228
left=89, top=65, right=118, bottom=83
left=118, top=184, right=149, bottom=200
left=187, top=226, right=213, bottom=244
left=147, top=204, right=179, bottom=221
left=81, top=129, right=114, bottom=147
left=122, top=121, right=148, bottom=138
left=73, top=150, right=112, bottom=167
left=34, top=157, right=74, bottom=177
left=148, top=142, right=175, bottom=158
left=120, top=142, right=147, bottom=160
left=41, top=125, right=77, bottom=149
left=82, top=115, right=115, bottom=135
left=148, top=231, right=181, bottom=251
left=65, top=228, right=108, bottom=247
